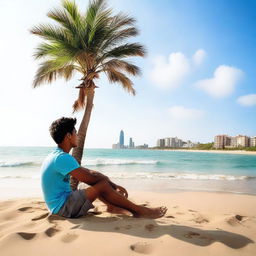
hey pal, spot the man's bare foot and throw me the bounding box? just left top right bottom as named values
left=106, top=205, right=131, bottom=215
left=133, top=206, right=167, bottom=219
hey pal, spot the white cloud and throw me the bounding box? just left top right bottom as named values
left=237, top=94, right=256, bottom=106
left=150, top=49, right=206, bottom=89
left=193, top=49, right=206, bottom=66
left=195, top=65, right=243, bottom=98
left=168, top=105, right=205, bottom=120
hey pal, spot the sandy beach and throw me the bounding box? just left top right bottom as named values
left=0, top=191, right=256, bottom=256
left=159, top=149, right=256, bottom=155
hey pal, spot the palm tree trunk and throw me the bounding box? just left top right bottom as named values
left=70, top=87, right=95, bottom=190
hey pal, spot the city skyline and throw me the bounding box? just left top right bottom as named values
left=157, top=133, right=256, bottom=149
left=214, top=134, right=256, bottom=149
left=112, top=130, right=148, bottom=149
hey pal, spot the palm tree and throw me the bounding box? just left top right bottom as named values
left=31, top=0, right=146, bottom=190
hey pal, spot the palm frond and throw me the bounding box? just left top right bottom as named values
left=62, top=0, right=81, bottom=23
left=98, top=27, right=138, bottom=53
left=33, top=42, right=78, bottom=60
left=100, top=43, right=146, bottom=61
left=101, top=59, right=141, bottom=76
left=30, top=24, right=71, bottom=44
left=72, top=88, right=87, bottom=112
left=94, top=12, right=137, bottom=54
left=83, top=0, right=111, bottom=48
left=88, top=9, right=112, bottom=46
left=47, top=9, right=78, bottom=35
left=105, top=69, right=136, bottom=95
left=47, top=2, right=86, bottom=49
left=33, top=59, right=76, bottom=87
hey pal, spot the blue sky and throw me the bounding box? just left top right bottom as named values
left=0, top=0, right=255, bottom=147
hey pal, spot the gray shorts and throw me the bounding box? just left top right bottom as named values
left=56, top=189, right=94, bottom=218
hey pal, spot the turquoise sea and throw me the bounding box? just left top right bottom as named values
left=1, top=146, right=256, bottom=198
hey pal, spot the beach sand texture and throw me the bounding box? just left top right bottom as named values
left=0, top=191, right=256, bottom=256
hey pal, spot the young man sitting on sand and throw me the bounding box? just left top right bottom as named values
left=41, top=117, right=167, bottom=219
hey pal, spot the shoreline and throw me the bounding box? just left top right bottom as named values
left=152, top=148, right=256, bottom=155
left=2, top=188, right=256, bottom=201
left=2, top=178, right=256, bottom=201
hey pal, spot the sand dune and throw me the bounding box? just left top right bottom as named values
left=0, top=191, right=256, bottom=256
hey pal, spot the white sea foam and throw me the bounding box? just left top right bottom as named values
left=0, top=171, right=253, bottom=181
left=103, top=172, right=253, bottom=181
left=0, top=158, right=159, bottom=168
left=82, top=158, right=159, bottom=166
left=0, top=174, right=40, bottom=179
left=0, top=161, right=36, bottom=167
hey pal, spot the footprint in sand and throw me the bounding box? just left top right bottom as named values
left=145, top=224, right=155, bottom=232
left=45, top=227, right=60, bottom=237
left=114, top=224, right=132, bottom=230
left=71, top=224, right=82, bottom=229
left=166, top=215, right=175, bottom=219
left=184, top=231, right=200, bottom=238
left=130, top=242, right=153, bottom=254
left=226, top=215, right=246, bottom=226
left=47, top=214, right=66, bottom=223
left=188, top=209, right=197, bottom=213
left=184, top=231, right=213, bottom=241
left=191, top=215, right=209, bottom=224
left=61, top=233, right=79, bottom=243
left=31, top=213, right=49, bottom=221
left=17, top=232, right=36, bottom=240
left=235, top=215, right=244, bottom=221
left=18, top=207, right=34, bottom=213
left=125, top=225, right=132, bottom=230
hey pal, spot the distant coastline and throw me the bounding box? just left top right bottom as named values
left=149, top=148, right=256, bottom=155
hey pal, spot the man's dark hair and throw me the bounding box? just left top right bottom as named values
left=49, top=117, right=77, bottom=144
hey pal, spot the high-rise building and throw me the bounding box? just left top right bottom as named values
left=250, top=136, right=256, bottom=147
left=230, top=137, right=237, bottom=148
left=236, top=135, right=250, bottom=147
left=170, top=137, right=176, bottom=147
left=214, top=135, right=231, bottom=149
left=119, top=130, right=124, bottom=148
left=214, top=134, right=251, bottom=148
left=129, top=138, right=134, bottom=148
left=164, top=138, right=170, bottom=147
left=157, top=139, right=165, bottom=147
left=157, top=137, right=188, bottom=148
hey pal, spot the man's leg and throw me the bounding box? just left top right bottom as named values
left=84, top=180, right=167, bottom=219
left=98, top=196, right=131, bottom=215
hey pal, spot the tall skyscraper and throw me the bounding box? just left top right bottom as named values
left=129, top=137, right=134, bottom=148
left=119, top=130, right=124, bottom=148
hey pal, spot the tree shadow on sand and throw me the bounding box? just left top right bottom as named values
left=51, top=214, right=254, bottom=249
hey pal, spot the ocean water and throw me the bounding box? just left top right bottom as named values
left=1, top=146, right=256, bottom=198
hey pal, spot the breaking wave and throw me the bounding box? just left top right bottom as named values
left=0, top=161, right=37, bottom=167
left=82, top=158, right=160, bottom=166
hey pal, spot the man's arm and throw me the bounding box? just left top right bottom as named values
left=70, top=167, right=117, bottom=189
left=70, top=167, right=128, bottom=197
